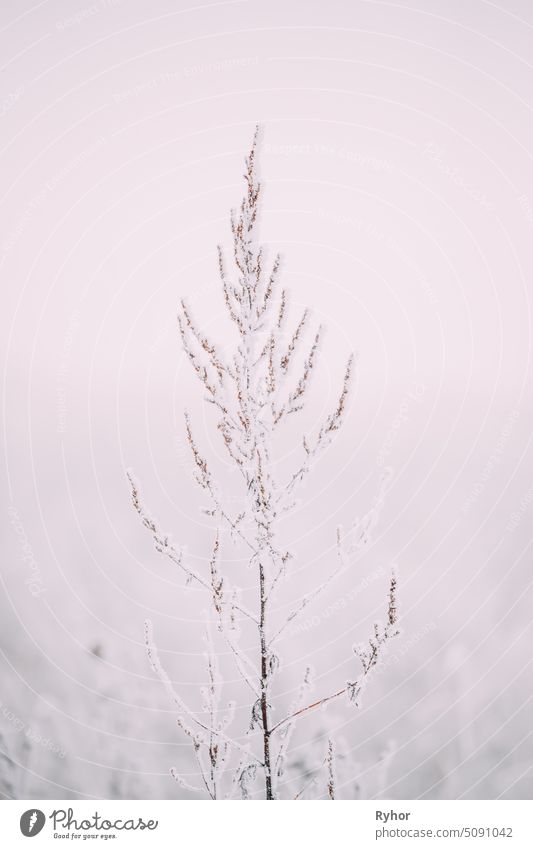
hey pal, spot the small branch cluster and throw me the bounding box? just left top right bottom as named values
left=347, top=570, right=400, bottom=707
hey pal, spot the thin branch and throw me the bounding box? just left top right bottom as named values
left=280, top=353, right=355, bottom=502
left=275, top=666, right=312, bottom=779
left=170, top=767, right=205, bottom=796
left=270, top=572, right=399, bottom=736
left=127, top=469, right=258, bottom=624
left=326, top=739, right=336, bottom=800
left=145, top=619, right=262, bottom=765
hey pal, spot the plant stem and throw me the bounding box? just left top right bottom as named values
left=259, top=559, right=273, bottom=799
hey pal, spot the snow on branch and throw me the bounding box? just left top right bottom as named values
left=145, top=619, right=260, bottom=771
left=326, top=739, right=336, bottom=800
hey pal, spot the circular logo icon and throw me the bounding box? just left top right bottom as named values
left=20, top=809, right=46, bottom=837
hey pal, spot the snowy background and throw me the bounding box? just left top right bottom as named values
left=1, top=0, right=532, bottom=799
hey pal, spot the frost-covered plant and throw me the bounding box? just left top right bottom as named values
left=127, top=128, right=399, bottom=800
